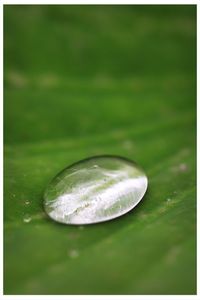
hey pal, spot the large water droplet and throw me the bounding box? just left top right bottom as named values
left=43, top=155, right=148, bottom=225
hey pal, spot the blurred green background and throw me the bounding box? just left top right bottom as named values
left=4, top=5, right=196, bottom=295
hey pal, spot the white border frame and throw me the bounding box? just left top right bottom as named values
left=1, top=1, right=198, bottom=299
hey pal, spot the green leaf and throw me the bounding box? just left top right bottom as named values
left=4, top=5, right=196, bottom=294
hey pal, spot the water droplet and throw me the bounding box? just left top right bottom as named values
left=24, top=200, right=30, bottom=205
left=68, top=249, right=79, bottom=258
left=23, top=214, right=31, bottom=223
left=43, top=155, right=148, bottom=225
left=166, top=198, right=171, bottom=202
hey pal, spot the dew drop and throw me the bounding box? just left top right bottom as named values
left=43, top=155, right=148, bottom=225
left=23, top=214, right=31, bottom=223
left=25, top=200, right=30, bottom=205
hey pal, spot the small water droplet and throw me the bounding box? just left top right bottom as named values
left=23, top=214, right=31, bottom=223
left=43, top=155, right=148, bottom=225
left=25, top=200, right=30, bottom=205
left=68, top=249, right=79, bottom=258
left=166, top=198, right=171, bottom=202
